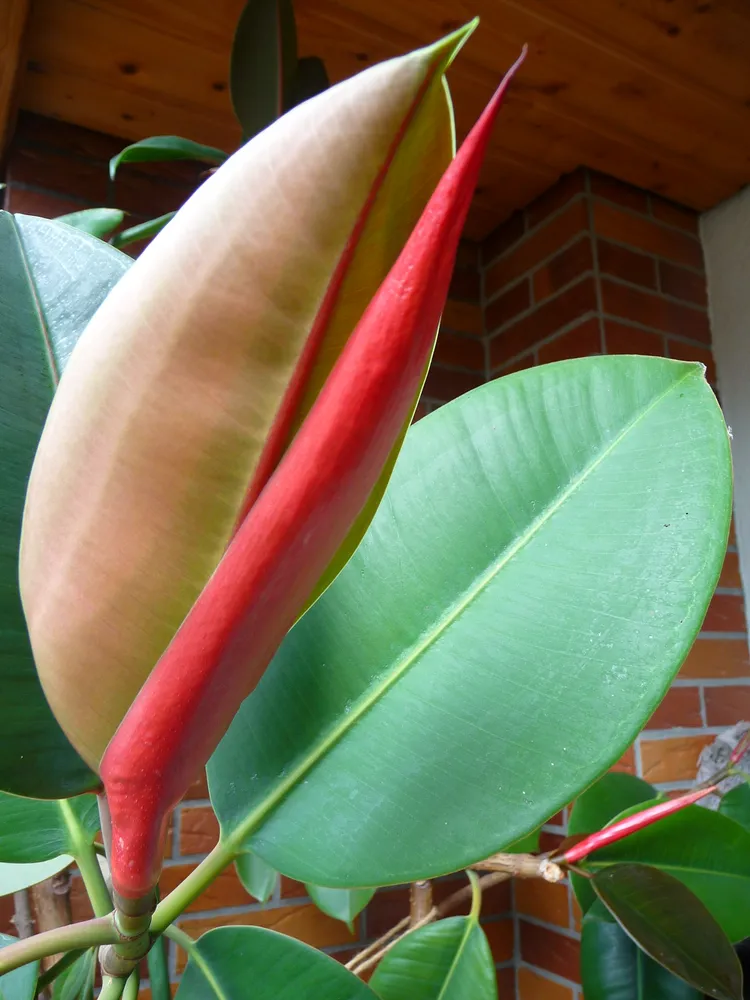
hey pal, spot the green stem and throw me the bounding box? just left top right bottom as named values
left=164, top=924, right=196, bottom=955
left=152, top=843, right=232, bottom=931
left=0, top=917, right=117, bottom=975
left=123, top=970, right=140, bottom=1000
left=75, top=840, right=113, bottom=917
left=99, top=974, right=127, bottom=1000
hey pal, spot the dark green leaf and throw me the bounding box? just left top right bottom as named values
left=176, top=926, right=376, bottom=998
left=0, top=791, right=99, bottom=863
left=230, top=0, right=298, bottom=139
left=146, top=937, right=170, bottom=1000
left=505, top=827, right=541, bottom=854
left=290, top=56, right=330, bottom=107
left=0, top=933, right=39, bottom=1000
left=0, top=856, right=72, bottom=895
left=569, top=772, right=657, bottom=913
left=209, top=357, right=730, bottom=886
left=235, top=852, right=277, bottom=903
left=110, top=212, right=176, bottom=250
left=582, top=803, right=750, bottom=941
left=718, top=783, right=750, bottom=833
left=582, top=899, right=702, bottom=1000
left=109, top=137, right=227, bottom=180
left=56, top=209, right=124, bottom=240
left=593, top=863, right=742, bottom=1000
left=306, top=885, right=374, bottom=931
left=52, top=949, right=95, bottom=1000
left=0, top=212, right=130, bottom=797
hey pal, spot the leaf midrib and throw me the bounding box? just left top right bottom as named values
left=223, top=368, right=697, bottom=853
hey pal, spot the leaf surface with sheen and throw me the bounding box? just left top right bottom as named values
left=0, top=792, right=98, bottom=863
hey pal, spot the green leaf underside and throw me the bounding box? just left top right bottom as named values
left=0, top=855, right=73, bottom=896
left=718, top=783, right=750, bottom=833
left=0, top=792, right=99, bottom=864
left=0, top=212, right=129, bottom=797
left=369, top=916, right=497, bottom=1000
left=234, top=852, right=277, bottom=903
left=109, top=137, right=227, bottom=179
left=176, top=926, right=376, bottom=999
left=569, top=772, right=658, bottom=913
left=306, top=884, right=375, bottom=929
left=593, top=864, right=742, bottom=1000
left=0, top=934, right=39, bottom=1000
left=582, top=803, right=750, bottom=941
left=581, top=900, right=702, bottom=1000
left=209, top=356, right=730, bottom=886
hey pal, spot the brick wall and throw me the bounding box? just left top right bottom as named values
left=481, top=167, right=749, bottom=1000
left=1, top=113, right=508, bottom=995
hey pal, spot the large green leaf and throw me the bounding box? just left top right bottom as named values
left=593, top=864, right=742, bottom=1000
left=0, top=211, right=130, bottom=797
left=306, top=884, right=375, bottom=931
left=0, top=792, right=99, bottom=863
left=569, top=772, right=658, bottom=913
left=230, top=0, right=298, bottom=140
left=208, top=356, right=730, bottom=886
left=234, top=852, right=277, bottom=903
left=0, top=856, right=72, bottom=896
left=176, top=926, right=376, bottom=999
left=369, top=873, right=496, bottom=1000
left=718, top=784, right=750, bottom=832
left=109, top=137, right=227, bottom=179
left=582, top=804, right=750, bottom=941
left=0, top=934, right=39, bottom=1000
left=581, top=899, right=702, bottom=1000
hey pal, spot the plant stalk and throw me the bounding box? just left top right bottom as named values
left=0, top=917, right=117, bottom=975
left=99, top=974, right=127, bottom=1000
left=76, top=841, right=113, bottom=918
left=151, top=843, right=231, bottom=932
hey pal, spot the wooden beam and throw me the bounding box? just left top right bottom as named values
left=0, top=0, right=31, bottom=160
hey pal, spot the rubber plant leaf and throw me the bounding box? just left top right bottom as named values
left=56, top=208, right=124, bottom=240
left=109, top=137, right=227, bottom=180
left=99, top=45, right=526, bottom=901
left=21, top=24, right=478, bottom=770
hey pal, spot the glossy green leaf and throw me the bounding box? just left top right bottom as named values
left=569, top=773, right=657, bottom=913
left=230, top=0, right=297, bottom=139
left=56, top=208, right=124, bottom=239
left=582, top=899, right=702, bottom=1000
left=0, top=792, right=99, bottom=863
left=593, top=864, right=742, bottom=1000
left=209, top=356, right=730, bottom=886
left=109, top=137, right=227, bottom=179
left=0, top=855, right=72, bottom=896
left=582, top=803, right=750, bottom=941
left=0, top=211, right=129, bottom=797
left=110, top=212, right=176, bottom=249
left=306, top=884, right=375, bottom=931
left=176, top=926, right=376, bottom=999
left=718, top=783, right=750, bottom=832
left=370, top=873, right=496, bottom=1000
left=290, top=57, right=330, bottom=107
left=52, top=949, right=95, bottom=1000
left=0, top=934, right=39, bottom=1000
left=235, top=852, right=277, bottom=903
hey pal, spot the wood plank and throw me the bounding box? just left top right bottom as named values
left=0, top=0, right=31, bottom=157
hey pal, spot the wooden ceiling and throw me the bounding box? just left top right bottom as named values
left=7, top=0, right=750, bottom=239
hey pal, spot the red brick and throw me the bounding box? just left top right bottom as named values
left=159, top=863, right=250, bottom=911
left=490, top=277, right=597, bottom=369
left=703, top=594, right=747, bottom=632
left=611, top=745, right=636, bottom=773
left=539, top=831, right=565, bottom=853
left=0, top=894, right=16, bottom=936
left=518, top=966, right=576, bottom=1000
left=480, top=876, right=513, bottom=914
left=604, top=320, right=664, bottom=356
left=515, top=879, right=570, bottom=928
left=546, top=810, right=566, bottom=827
left=449, top=265, right=480, bottom=303
left=720, top=552, right=743, bottom=590
left=594, top=202, right=703, bottom=268
left=179, top=806, right=220, bottom=856
left=496, top=354, right=536, bottom=376
left=666, top=339, right=716, bottom=383
left=442, top=299, right=483, bottom=337
left=4, top=187, right=86, bottom=218
left=651, top=196, right=700, bottom=234
left=533, top=237, right=593, bottom=301
left=433, top=330, right=484, bottom=371
left=598, top=240, right=657, bottom=289
left=280, top=877, right=307, bottom=899
left=526, top=169, right=586, bottom=228
left=645, top=686, right=702, bottom=729
left=659, top=261, right=707, bottom=306
left=112, top=170, right=197, bottom=217
left=366, top=887, right=411, bottom=938
left=482, top=918, right=514, bottom=962
left=423, top=365, right=483, bottom=403
left=482, top=210, right=525, bottom=265
left=601, top=279, right=711, bottom=343
left=7, top=146, right=107, bottom=203
left=497, top=966, right=516, bottom=997
left=14, top=110, right=124, bottom=162
left=455, top=240, right=479, bottom=270
left=520, top=921, right=580, bottom=983
left=176, top=904, right=356, bottom=970
left=679, top=639, right=750, bottom=679
left=537, top=317, right=601, bottom=365
left=705, top=686, right=750, bottom=726
left=485, top=279, right=531, bottom=333
left=412, top=401, right=430, bottom=422
left=485, top=201, right=589, bottom=295
left=640, top=735, right=715, bottom=783
left=591, top=172, right=649, bottom=214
